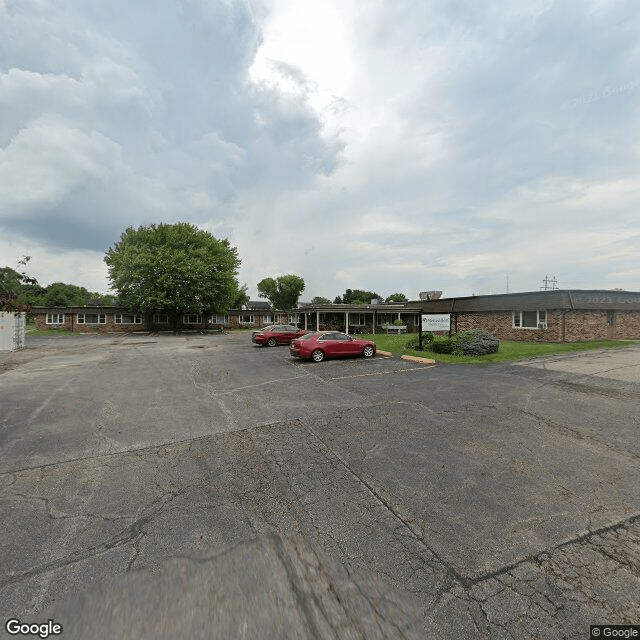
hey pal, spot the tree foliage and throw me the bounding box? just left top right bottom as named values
left=339, top=289, right=382, bottom=305
left=0, top=258, right=44, bottom=311
left=257, top=274, right=305, bottom=310
left=311, top=296, right=331, bottom=304
left=104, top=223, right=242, bottom=326
left=385, top=292, right=408, bottom=303
left=33, top=282, right=117, bottom=307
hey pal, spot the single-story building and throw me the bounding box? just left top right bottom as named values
left=414, top=290, right=640, bottom=342
left=31, top=301, right=302, bottom=333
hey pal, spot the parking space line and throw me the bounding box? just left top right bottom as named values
left=327, top=366, right=435, bottom=381
left=206, top=372, right=314, bottom=395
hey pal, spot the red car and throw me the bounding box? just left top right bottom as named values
left=289, top=331, right=376, bottom=362
left=252, top=324, right=307, bottom=347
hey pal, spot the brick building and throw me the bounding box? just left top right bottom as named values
left=414, top=290, right=640, bottom=342
left=31, top=301, right=296, bottom=333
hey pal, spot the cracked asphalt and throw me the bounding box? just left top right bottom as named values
left=1, top=332, right=639, bottom=638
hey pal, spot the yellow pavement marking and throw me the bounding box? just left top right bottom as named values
left=376, top=350, right=393, bottom=356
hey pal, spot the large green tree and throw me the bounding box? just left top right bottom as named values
left=257, top=274, right=305, bottom=310
left=385, top=292, right=408, bottom=303
left=311, top=296, right=331, bottom=304
left=339, top=289, right=382, bottom=305
left=105, top=223, right=242, bottom=328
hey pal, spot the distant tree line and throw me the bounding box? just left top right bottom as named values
left=309, top=290, right=408, bottom=305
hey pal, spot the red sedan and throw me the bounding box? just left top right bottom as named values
left=289, top=331, right=376, bottom=362
left=252, top=325, right=307, bottom=347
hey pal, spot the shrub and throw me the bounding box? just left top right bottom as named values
left=406, top=332, right=434, bottom=351
left=431, top=336, right=461, bottom=354
left=455, top=329, right=499, bottom=356
left=392, top=318, right=405, bottom=326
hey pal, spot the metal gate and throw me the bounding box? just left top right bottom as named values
left=0, top=311, right=26, bottom=351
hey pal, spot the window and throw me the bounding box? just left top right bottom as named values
left=378, top=313, right=397, bottom=325
left=289, top=314, right=300, bottom=324
left=46, top=313, right=65, bottom=324
left=153, top=314, right=169, bottom=324
left=208, top=314, right=228, bottom=325
left=115, top=314, right=142, bottom=324
left=240, top=314, right=254, bottom=324
left=77, top=313, right=106, bottom=324
left=350, top=313, right=368, bottom=325
left=183, top=314, right=202, bottom=324
left=513, top=310, right=547, bottom=329
left=261, top=315, right=272, bottom=324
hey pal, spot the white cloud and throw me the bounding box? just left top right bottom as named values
left=1, top=0, right=639, bottom=300
left=0, top=115, right=124, bottom=210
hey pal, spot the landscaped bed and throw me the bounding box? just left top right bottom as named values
left=357, top=333, right=640, bottom=364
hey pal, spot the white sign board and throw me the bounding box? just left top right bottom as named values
left=422, top=314, right=450, bottom=332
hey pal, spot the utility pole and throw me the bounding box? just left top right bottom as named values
left=541, top=275, right=559, bottom=291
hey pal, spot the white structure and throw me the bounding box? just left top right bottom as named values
left=0, top=312, right=26, bottom=351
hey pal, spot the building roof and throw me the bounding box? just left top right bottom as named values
left=411, top=290, right=640, bottom=312
left=295, top=302, right=422, bottom=312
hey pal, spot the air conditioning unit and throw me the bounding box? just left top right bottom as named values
left=538, top=323, right=547, bottom=329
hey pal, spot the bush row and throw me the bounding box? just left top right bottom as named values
left=406, top=329, right=499, bottom=356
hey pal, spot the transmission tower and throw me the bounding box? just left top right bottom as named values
left=540, top=275, right=558, bottom=291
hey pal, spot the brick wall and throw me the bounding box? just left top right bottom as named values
left=454, top=311, right=563, bottom=342
left=453, top=310, right=640, bottom=342
left=564, top=310, right=640, bottom=341
left=614, top=311, right=640, bottom=338
left=34, top=312, right=148, bottom=333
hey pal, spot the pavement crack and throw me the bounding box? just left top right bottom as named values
left=0, top=490, right=182, bottom=588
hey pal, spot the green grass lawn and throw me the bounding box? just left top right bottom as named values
left=359, top=333, right=639, bottom=364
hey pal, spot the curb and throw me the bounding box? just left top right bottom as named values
left=376, top=350, right=393, bottom=356
left=401, top=354, right=436, bottom=365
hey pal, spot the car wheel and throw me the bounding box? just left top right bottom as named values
left=311, top=349, right=325, bottom=362
left=362, top=345, right=375, bottom=358
left=267, top=337, right=277, bottom=347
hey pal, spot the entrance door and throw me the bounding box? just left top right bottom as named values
left=606, top=310, right=615, bottom=339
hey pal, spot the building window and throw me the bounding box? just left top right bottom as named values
left=261, top=315, right=272, bottom=324
left=350, top=313, right=369, bottom=326
left=208, top=314, right=228, bottom=325
left=288, top=314, right=300, bottom=324
left=77, top=313, right=106, bottom=324
left=378, top=313, right=398, bottom=325
left=153, top=314, right=169, bottom=324
left=240, top=314, right=254, bottom=324
left=46, top=313, right=65, bottom=324
left=183, top=314, right=202, bottom=324
left=513, top=310, right=547, bottom=329
left=115, top=314, right=142, bottom=324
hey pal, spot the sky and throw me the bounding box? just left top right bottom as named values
left=1, top=0, right=639, bottom=301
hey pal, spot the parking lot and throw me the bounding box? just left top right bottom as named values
left=1, top=332, right=639, bottom=639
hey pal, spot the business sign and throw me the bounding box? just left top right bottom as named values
left=422, top=314, right=450, bottom=332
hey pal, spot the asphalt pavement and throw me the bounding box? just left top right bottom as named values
left=1, top=333, right=639, bottom=638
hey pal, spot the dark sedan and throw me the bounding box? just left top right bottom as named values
left=289, top=331, right=376, bottom=362
left=252, top=325, right=307, bottom=347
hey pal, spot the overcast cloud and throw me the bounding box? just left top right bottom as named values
left=1, top=0, right=639, bottom=300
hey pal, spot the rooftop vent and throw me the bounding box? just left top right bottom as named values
left=419, top=291, right=442, bottom=300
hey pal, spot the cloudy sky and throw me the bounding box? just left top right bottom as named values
left=1, top=0, right=639, bottom=301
